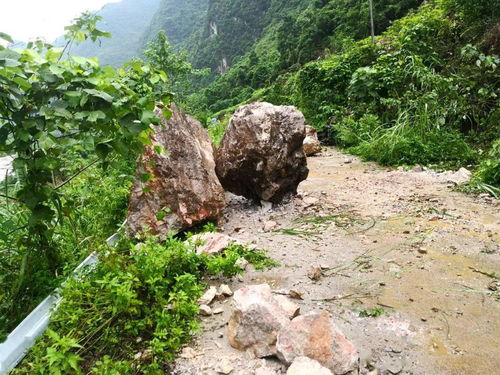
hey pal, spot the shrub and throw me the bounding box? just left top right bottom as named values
left=478, top=140, right=500, bottom=186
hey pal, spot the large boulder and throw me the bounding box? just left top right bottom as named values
left=303, top=125, right=322, bottom=156
left=277, top=312, right=358, bottom=375
left=227, top=284, right=296, bottom=358
left=127, top=108, right=225, bottom=238
left=215, top=102, right=309, bottom=203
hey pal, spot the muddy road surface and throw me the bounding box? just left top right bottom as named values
left=174, top=148, right=499, bottom=375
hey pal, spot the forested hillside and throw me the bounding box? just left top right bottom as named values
left=61, top=0, right=160, bottom=66
left=142, top=0, right=209, bottom=49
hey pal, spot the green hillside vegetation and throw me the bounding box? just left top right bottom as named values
left=180, top=0, right=499, bottom=193
left=143, top=0, right=209, bottom=49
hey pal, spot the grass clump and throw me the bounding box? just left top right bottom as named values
left=359, top=307, right=385, bottom=318
left=13, top=237, right=276, bottom=374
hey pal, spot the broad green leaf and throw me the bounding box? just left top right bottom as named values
left=38, top=134, right=56, bottom=150
left=141, top=110, right=158, bottom=124
left=12, top=76, right=31, bottom=89
left=0, top=32, right=14, bottom=44
left=87, top=110, right=106, bottom=122
left=84, top=89, right=114, bottom=102
left=45, top=48, right=64, bottom=61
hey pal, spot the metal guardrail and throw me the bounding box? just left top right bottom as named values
left=0, top=229, right=123, bottom=374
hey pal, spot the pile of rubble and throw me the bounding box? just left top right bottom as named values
left=218, top=284, right=358, bottom=375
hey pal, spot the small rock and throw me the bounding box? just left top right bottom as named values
left=236, top=258, right=250, bottom=270
left=134, top=349, right=152, bottom=361
left=216, top=358, right=234, bottom=374
left=288, top=289, right=304, bottom=300
left=488, top=281, right=499, bottom=291
left=261, top=200, right=273, bottom=212
left=287, top=356, right=333, bottom=375
left=385, top=358, right=403, bottom=374
left=200, top=304, right=213, bottom=316
left=303, top=197, right=319, bottom=207
left=264, top=220, right=278, bottom=232
left=277, top=311, right=359, bottom=374
left=303, top=125, right=322, bottom=156
left=274, top=294, right=301, bottom=319
left=180, top=347, right=197, bottom=359
left=445, top=167, right=472, bottom=185
left=213, top=308, right=224, bottom=315
left=189, top=233, right=241, bottom=256
left=418, top=247, right=428, bottom=254
left=198, top=286, right=217, bottom=305
left=307, top=266, right=322, bottom=281
left=219, top=284, right=233, bottom=297
left=255, top=367, right=277, bottom=375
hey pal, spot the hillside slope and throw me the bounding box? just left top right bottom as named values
left=143, top=0, right=209, bottom=48
left=65, top=0, right=160, bottom=66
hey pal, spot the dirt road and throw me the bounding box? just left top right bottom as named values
left=174, top=148, right=499, bottom=375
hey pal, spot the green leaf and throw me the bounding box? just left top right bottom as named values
left=162, top=109, right=172, bottom=119
left=120, top=115, right=144, bottom=135
left=0, top=32, right=14, bottom=44
left=38, top=134, right=56, bottom=150
left=83, top=89, right=114, bottom=102
left=141, top=110, right=158, bottom=125
left=87, top=110, right=106, bottom=122
left=1, top=58, right=21, bottom=67
left=82, top=135, right=94, bottom=151
left=12, top=76, right=31, bottom=89
left=149, top=75, right=160, bottom=84
left=49, top=65, right=66, bottom=76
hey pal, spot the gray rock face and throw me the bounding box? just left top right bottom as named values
left=216, top=102, right=309, bottom=203
left=127, top=108, right=225, bottom=238
left=303, top=125, right=322, bottom=156
left=277, top=312, right=359, bottom=374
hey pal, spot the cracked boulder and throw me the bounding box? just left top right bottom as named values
left=216, top=102, right=309, bottom=203
left=127, top=108, right=225, bottom=238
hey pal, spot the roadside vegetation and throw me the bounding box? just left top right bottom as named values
left=12, top=237, right=274, bottom=374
